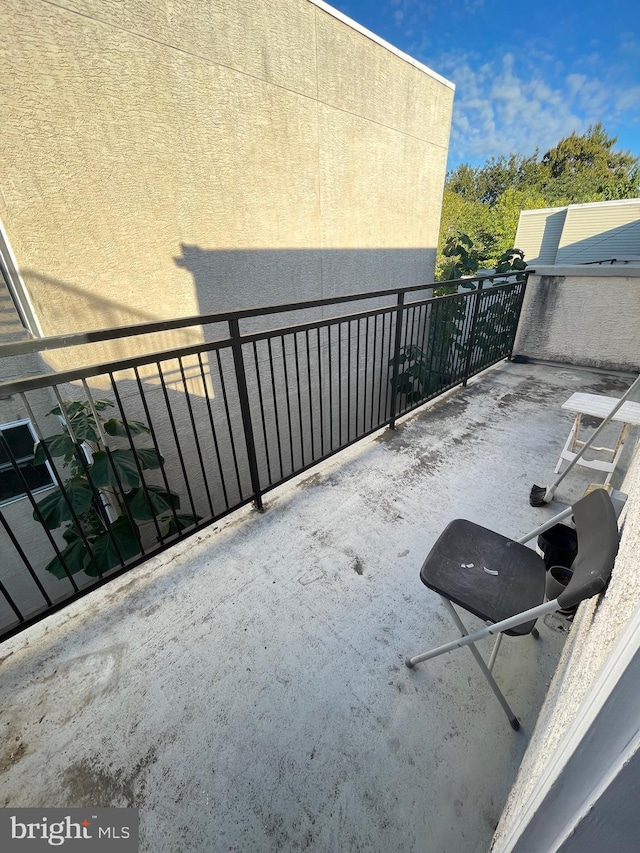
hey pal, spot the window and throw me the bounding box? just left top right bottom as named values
left=0, top=420, right=54, bottom=505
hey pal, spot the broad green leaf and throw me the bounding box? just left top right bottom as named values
left=86, top=516, right=141, bottom=576
left=136, top=447, right=164, bottom=470
left=160, top=512, right=202, bottom=538
left=103, top=418, right=150, bottom=437
left=47, top=401, right=85, bottom=419
left=34, top=478, right=94, bottom=529
left=125, top=485, right=180, bottom=521
left=90, top=449, right=140, bottom=490
left=33, top=433, right=75, bottom=465
left=67, top=412, right=100, bottom=442
left=93, top=399, right=114, bottom=411
left=45, top=533, right=91, bottom=579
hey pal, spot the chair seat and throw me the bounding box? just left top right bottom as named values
left=420, top=519, right=546, bottom=635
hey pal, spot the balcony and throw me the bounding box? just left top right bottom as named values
left=0, top=268, right=639, bottom=852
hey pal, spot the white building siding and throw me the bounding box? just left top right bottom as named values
left=515, top=208, right=567, bottom=264
left=516, top=198, right=640, bottom=266
left=556, top=199, right=640, bottom=263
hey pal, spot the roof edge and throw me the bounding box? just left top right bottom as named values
left=308, top=0, right=455, bottom=90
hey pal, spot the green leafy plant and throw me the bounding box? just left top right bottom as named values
left=449, top=243, right=528, bottom=368
left=495, top=247, right=527, bottom=279
left=440, top=230, right=489, bottom=282
left=390, top=298, right=465, bottom=404
left=392, top=236, right=527, bottom=404
left=33, top=399, right=199, bottom=578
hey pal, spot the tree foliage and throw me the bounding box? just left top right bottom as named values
left=437, top=123, right=640, bottom=278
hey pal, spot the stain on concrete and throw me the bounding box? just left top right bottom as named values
left=352, top=558, right=364, bottom=576
left=42, top=645, right=126, bottom=725
left=586, top=375, right=631, bottom=395
left=299, top=472, right=324, bottom=489
left=0, top=739, right=26, bottom=773
left=298, top=472, right=340, bottom=490
left=62, top=746, right=158, bottom=808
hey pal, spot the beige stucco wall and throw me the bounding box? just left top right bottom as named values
left=493, top=443, right=640, bottom=849
left=513, top=267, right=640, bottom=372
left=0, top=0, right=453, bottom=373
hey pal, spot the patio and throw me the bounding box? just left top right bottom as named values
left=0, top=359, right=635, bottom=853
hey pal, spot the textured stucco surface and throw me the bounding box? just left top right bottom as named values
left=493, top=415, right=640, bottom=849
left=0, top=0, right=453, bottom=373
left=513, top=270, right=640, bottom=372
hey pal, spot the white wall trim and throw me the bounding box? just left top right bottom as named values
left=530, top=264, right=640, bottom=277
left=0, top=219, right=43, bottom=337
left=493, top=597, right=640, bottom=852
left=307, top=0, right=455, bottom=90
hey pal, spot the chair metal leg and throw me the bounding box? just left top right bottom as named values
left=406, top=597, right=523, bottom=729
left=440, top=599, right=520, bottom=730
left=488, top=632, right=504, bottom=672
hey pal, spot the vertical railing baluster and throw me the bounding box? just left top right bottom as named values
left=197, top=353, right=230, bottom=511
left=0, top=564, right=24, bottom=623
left=100, top=377, right=162, bottom=547
left=347, top=321, right=353, bottom=441
left=229, top=318, right=264, bottom=512
left=338, top=322, right=344, bottom=446
left=327, top=325, right=334, bottom=452
left=134, top=365, right=183, bottom=531
left=370, top=314, right=378, bottom=430
left=281, top=336, right=295, bottom=476
left=317, top=328, right=325, bottom=457
left=388, top=292, right=406, bottom=430
left=267, top=338, right=284, bottom=482
left=463, top=281, right=485, bottom=387
left=22, top=391, right=103, bottom=578
left=0, top=508, right=52, bottom=606
left=215, top=349, right=244, bottom=502
left=293, top=332, right=305, bottom=467
left=252, top=341, right=272, bottom=486
left=157, top=363, right=199, bottom=519
left=509, top=275, right=529, bottom=361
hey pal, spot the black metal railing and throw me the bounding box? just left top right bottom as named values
left=0, top=272, right=527, bottom=640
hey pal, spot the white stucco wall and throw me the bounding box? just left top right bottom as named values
left=513, top=266, right=640, bottom=372
left=0, top=0, right=454, bottom=374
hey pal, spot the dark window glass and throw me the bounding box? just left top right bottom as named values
left=0, top=423, right=53, bottom=503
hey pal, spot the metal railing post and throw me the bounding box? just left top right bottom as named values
left=508, top=272, right=529, bottom=360
left=388, top=291, right=406, bottom=430
left=229, top=318, right=264, bottom=512
left=462, top=280, right=484, bottom=387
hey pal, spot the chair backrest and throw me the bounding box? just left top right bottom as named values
left=557, top=489, right=619, bottom=610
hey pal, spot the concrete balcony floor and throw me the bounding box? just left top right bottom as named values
left=0, top=361, right=635, bottom=853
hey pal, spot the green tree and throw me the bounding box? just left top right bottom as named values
left=438, top=123, right=640, bottom=272
left=539, top=123, right=640, bottom=203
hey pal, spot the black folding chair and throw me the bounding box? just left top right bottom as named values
left=405, top=489, right=619, bottom=729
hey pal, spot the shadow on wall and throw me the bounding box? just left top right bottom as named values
left=534, top=209, right=567, bottom=264
left=19, top=270, right=218, bottom=374
left=0, top=278, right=31, bottom=344
left=173, top=244, right=437, bottom=320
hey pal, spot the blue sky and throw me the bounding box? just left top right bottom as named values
left=331, top=0, right=640, bottom=171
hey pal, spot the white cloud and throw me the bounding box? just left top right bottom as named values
left=439, top=51, right=629, bottom=166
left=616, top=87, right=640, bottom=111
